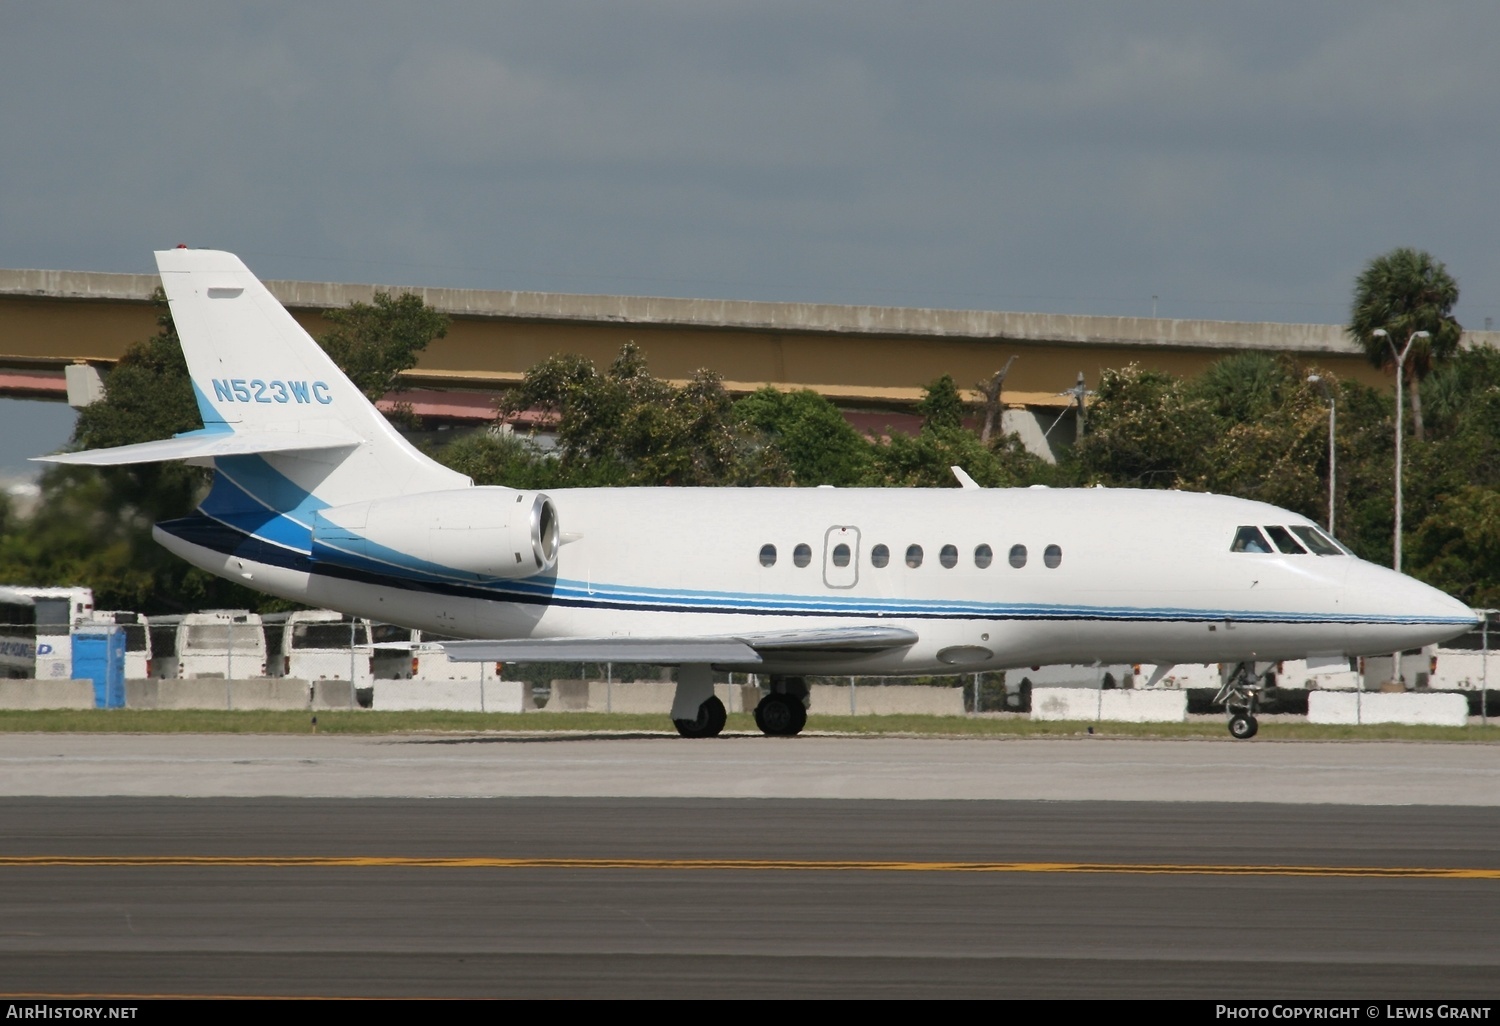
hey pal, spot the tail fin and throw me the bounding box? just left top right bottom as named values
left=41, top=248, right=469, bottom=508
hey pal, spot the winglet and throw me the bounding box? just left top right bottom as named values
left=951, top=466, right=981, bottom=490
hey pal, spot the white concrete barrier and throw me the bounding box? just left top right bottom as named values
left=225, top=680, right=313, bottom=711
left=1308, top=691, right=1468, bottom=726
left=310, top=680, right=356, bottom=710
left=593, top=680, right=676, bottom=713
left=1031, top=687, right=1187, bottom=722
left=374, top=681, right=478, bottom=712
left=0, top=679, right=96, bottom=710
left=541, top=681, right=757, bottom=714
left=139, top=679, right=314, bottom=710
left=586, top=681, right=675, bottom=714
left=371, top=680, right=533, bottom=712
left=808, top=684, right=966, bottom=717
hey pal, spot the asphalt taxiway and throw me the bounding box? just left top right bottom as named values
left=1, top=733, right=1498, bottom=998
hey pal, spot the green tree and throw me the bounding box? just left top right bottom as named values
left=1420, top=344, right=1500, bottom=438
left=860, top=376, right=1051, bottom=488
left=1065, top=365, right=1218, bottom=489
left=70, top=289, right=205, bottom=526
left=915, top=374, right=965, bottom=431
left=1347, top=248, right=1461, bottom=442
left=735, top=387, right=870, bottom=486
left=494, top=342, right=787, bottom=486
left=863, top=428, right=1047, bottom=488
left=318, top=291, right=449, bottom=404
left=1197, top=378, right=1330, bottom=520
left=0, top=291, right=246, bottom=612
left=1408, top=485, right=1500, bottom=607
left=433, top=430, right=563, bottom=490
left=1189, top=352, right=1294, bottom=424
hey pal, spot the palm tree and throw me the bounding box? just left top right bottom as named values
left=1348, top=248, right=1461, bottom=441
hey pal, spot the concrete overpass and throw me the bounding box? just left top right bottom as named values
left=2, top=266, right=1479, bottom=451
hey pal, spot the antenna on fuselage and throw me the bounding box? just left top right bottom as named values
left=950, top=466, right=980, bottom=490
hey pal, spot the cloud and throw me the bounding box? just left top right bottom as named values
left=0, top=0, right=1494, bottom=331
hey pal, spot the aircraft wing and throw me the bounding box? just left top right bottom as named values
left=33, top=427, right=362, bottom=466
left=440, top=625, right=919, bottom=664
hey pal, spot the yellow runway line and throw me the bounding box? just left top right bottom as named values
left=1, top=855, right=1497, bottom=879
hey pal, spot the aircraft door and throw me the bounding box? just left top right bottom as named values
left=823, top=526, right=860, bottom=589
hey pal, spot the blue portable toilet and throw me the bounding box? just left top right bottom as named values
left=73, top=625, right=125, bottom=709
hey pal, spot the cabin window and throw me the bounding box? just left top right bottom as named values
left=1230, top=526, right=1272, bottom=553
left=759, top=544, right=777, bottom=567
left=1264, top=526, right=1307, bottom=554
left=1009, top=544, right=1027, bottom=568
left=1289, top=525, right=1345, bottom=556
left=871, top=544, right=890, bottom=568
left=793, top=543, right=812, bottom=567
left=832, top=543, right=851, bottom=567
left=1044, top=544, right=1062, bottom=568
left=974, top=544, right=993, bottom=569
left=939, top=544, right=958, bottom=568
left=905, top=544, right=924, bottom=568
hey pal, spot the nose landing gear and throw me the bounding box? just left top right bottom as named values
left=1215, top=662, right=1267, bottom=740
left=1227, top=711, right=1259, bottom=740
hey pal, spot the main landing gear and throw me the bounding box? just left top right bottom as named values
left=668, top=668, right=810, bottom=738
left=1214, top=661, right=1267, bottom=740
left=672, top=664, right=727, bottom=738
left=754, top=676, right=808, bottom=737
left=674, top=695, right=728, bottom=738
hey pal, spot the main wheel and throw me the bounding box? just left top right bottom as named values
left=754, top=693, right=804, bottom=737
left=1228, top=713, right=1258, bottom=740
left=674, top=695, right=727, bottom=738
left=786, top=697, right=807, bottom=736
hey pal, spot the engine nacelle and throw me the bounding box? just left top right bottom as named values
left=310, top=487, right=560, bottom=581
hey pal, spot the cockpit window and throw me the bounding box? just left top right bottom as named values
left=1230, top=526, right=1272, bottom=553
left=1289, top=525, right=1345, bottom=556
left=1264, top=526, right=1307, bottom=554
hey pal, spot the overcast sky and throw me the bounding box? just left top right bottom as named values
left=3, top=1, right=1498, bottom=475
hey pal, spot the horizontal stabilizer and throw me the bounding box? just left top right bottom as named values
left=442, top=625, right=919, bottom=665
left=33, top=426, right=362, bottom=466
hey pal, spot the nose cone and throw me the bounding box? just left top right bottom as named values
left=1342, top=559, right=1478, bottom=654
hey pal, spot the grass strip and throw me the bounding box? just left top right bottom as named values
left=0, top=708, right=1494, bottom=742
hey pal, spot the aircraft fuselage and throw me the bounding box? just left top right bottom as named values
left=157, top=482, right=1474, bottom=676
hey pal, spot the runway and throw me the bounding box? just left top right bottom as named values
left=3, top=731, right=1500, bottom=803
left=2, top=734, right=1499, bottom=998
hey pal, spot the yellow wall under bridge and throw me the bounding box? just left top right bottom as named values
left=0, top=268, right=1475, bottom=412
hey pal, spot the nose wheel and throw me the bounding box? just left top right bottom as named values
left=1215, top=662, right=1266, bottom=740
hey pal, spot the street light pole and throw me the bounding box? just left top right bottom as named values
left=1372, top=327, right=1430, bottom=688
left=1307, top=375, right=1336, bottom=534
left=1372, top=329, right=1429, bottom=574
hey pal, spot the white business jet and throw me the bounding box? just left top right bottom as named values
left=38, top=249, right=1477, bottom=739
